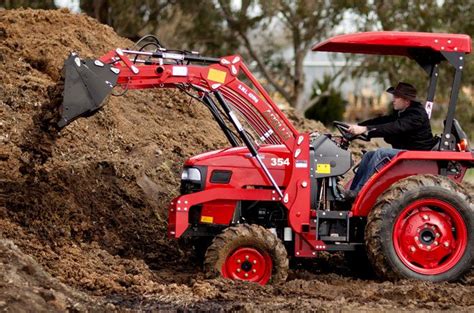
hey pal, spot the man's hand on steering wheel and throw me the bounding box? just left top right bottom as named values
left=348, top=125, right=367, bottom=136
left=333, top=121, right=370, bottom=141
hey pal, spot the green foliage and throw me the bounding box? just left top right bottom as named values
left=79, top=0, right=351, bottom=108
left=78, top=0, right=236, bottom=55
left=304, top=74, right=346, bottom=126
left=172, top=1, right=240, bottom=55
left=218, top=0, right=351, bottom=107
left=349, top=0, right=473, bottom=138
left=79, top=0, right=174, bottom=40
left=13, top=0, right=470, bottom=120
left=456, top=93, right=474, bottom=141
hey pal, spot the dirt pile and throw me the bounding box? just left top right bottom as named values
left=0, top=7, right=232, bottom=296
left=0, top=8, right=472, bottom=311
left=0, top=238, right=102, bottom=312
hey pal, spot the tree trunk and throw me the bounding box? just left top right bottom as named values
left=293, top=49, right=307, bottom=110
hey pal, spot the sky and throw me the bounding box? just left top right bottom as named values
left=54, top=0, right=80, bottom=12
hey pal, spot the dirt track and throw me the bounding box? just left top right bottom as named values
left=0, top=8, right=473, bottom=311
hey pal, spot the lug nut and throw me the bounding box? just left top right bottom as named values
left=444, top=241, right=450, bottom=247
left=244, top=273, right=248, bottom=278
left=253, top=260, right=257, bottom=264
left=410, top=246, right=416, bottom=252
left=423, top=215, right=429, bottom=221
left=237, top=268, right=241, bottom=273
left=434, top=241, right=439, bottom=246
left=245, top=255, right=249, bottom=260
left=252, top=269, right=257, bottom=273
left=427, top=245, right=431, bottom=250
left=414, top=236, right=419, bottom=241
left=419, top=244, right=423, bottom=248
left=237, top=259, right=241, bottom=264
left=436, top=233, right=440, bottom=238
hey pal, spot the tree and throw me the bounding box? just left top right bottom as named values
left=346, top=1, right=474, bottom=138
left=217, top=0, right=349, bottom=108
left=304, top=73, right=346, bottom=126
left=79, top=1, right=238, bottom=55
left=79, top=0, right=175, bottom=41
left=2, top=0, right=56, bottom=9
left=79, top=1, right=350, bottom=109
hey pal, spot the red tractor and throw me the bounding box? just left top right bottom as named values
left=60, top=31, right=473, bottom=285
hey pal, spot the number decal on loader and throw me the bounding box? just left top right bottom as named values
left=270, top=158, right=290, bottom=167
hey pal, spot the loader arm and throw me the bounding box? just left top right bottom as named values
left=60, top=47, right=313, bottom=234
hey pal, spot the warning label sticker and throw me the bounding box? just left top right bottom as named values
left=200, top=216, right=214, bottom=223
left=207, top=68, right=227, bottom=83
left=316, top=164, right=331, bottom=174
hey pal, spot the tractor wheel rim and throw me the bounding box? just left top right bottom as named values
left=393, top=198, right=468, bottom=275
left=222, top=247, right=272, bottom=285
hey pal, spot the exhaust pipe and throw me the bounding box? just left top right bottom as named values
left=58, top=53, right=119, bottom=128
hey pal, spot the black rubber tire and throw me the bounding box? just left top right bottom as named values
left=365, top=174, right=474, bottom=282
left=204, top=224, right=288, bottom=284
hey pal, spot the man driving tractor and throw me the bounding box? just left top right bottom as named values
left=345, top=82, right=436, bottom=198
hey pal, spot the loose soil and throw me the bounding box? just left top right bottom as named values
left=0, top=8, right=472, bottom=311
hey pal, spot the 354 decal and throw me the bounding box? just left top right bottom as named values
left=270, top=158, right=290, bottom=166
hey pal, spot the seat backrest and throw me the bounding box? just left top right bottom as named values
left=434, top=119, right=470, bottom=151
left=450, top=119, right=468, bottom=142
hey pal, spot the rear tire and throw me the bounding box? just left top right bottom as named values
left=365, top=174, right=473, bottom=282
left=204, top=224, right=288, bottom=285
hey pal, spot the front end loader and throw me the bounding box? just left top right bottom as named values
left=59, top=32, right=473, bottom=285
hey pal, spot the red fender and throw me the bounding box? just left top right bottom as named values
left=351, top=151, right=473, bottom=217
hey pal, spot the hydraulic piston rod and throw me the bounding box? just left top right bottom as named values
left=214, top=91, right=284, bottom=198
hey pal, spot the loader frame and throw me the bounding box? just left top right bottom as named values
left=60, top=31, right=473, bottom=259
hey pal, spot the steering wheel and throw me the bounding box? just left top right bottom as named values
left=333, top=121, right=370, bottom=141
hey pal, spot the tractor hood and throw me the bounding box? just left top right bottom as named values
left=185, top=145, right=290, bottom=168
left=183, top=144, right=292, bottom=189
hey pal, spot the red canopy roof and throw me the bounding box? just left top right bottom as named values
left=312, top=31, right=472, bottom=56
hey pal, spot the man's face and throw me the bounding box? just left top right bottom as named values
left=393, top=96, right=410, bottom=111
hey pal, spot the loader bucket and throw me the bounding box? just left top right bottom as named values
left=58, top=53, right=119, bottom=128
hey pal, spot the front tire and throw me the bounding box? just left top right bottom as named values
left=365, top=174, right=473, bottom=282
left=204, top=224, right=288, bottom=285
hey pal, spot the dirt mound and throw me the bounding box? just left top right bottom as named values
left=0, top=7, right=229, bottom=295
left=0, top=238, right=103, bottom=312
left=0, top=8, right=473, bottom=311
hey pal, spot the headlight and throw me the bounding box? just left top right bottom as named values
left=181, top=167, right=202, bottom=181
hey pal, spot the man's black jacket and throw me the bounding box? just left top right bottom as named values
left=359, top=102, right=435, bottom=150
